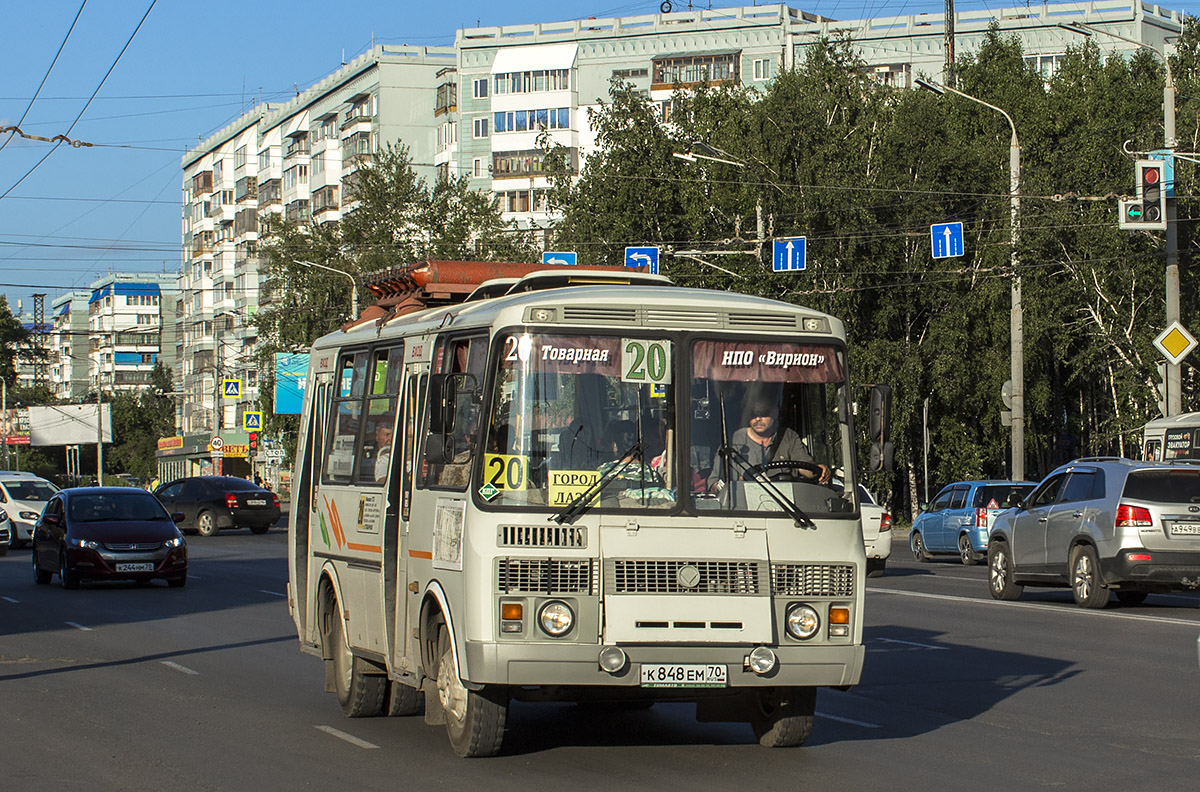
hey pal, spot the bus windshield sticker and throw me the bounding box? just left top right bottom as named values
left=621, top=339, right=672, bottom=385
left=691, top=340, right=843, bottom=383
left=502, top=335, right=622, bottom=376
left=549, top=470, right=601, bottom=508
left=484, top=454, right=529, bottom=491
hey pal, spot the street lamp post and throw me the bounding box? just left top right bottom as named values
left=296, top=260, right=359, bottom=320
left=916, top=77, right=1025, bottom=480
left=1059, top=20, right=1181, bottom=415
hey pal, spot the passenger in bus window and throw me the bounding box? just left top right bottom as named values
left=374, top=423, right=393, bottom=483
left=708, top=397, right=829, bottom=493
left=597, top=420, right=664, bottom=486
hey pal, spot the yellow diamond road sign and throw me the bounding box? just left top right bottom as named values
left=1154, top=321, right=1198, bottom=365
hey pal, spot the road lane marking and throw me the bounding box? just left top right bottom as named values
left=161, top=661, right=199, bottom=676
left=1, top=596, right=19, bottom=603
left=65, top=622, right=92, bottom=631
left=315, top=725, right=379, bottom=749
left=260, top=590, right=286, bottom=597
left=816, top=712, right=881, bottom=729
left=875, top=637, right=949, bottom=650
left=870, top=587, right=1200, bottom=627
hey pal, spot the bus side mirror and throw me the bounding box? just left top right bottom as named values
left=868, top=384, right=894, bottom=472
left=425, top=434, right=456, bottom=465
left=428, top=373, right=479, bottom=434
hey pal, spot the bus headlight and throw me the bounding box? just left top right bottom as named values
left=538, top=601, right=574, bottom=637
left=785, top=604, right=820, bottom=640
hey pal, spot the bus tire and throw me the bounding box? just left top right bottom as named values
left=749, top=686, right=815, bottom=747
left=435, top=624, right=507, bottom=757
left=331, top=604, right=386, bottom=717
left=385, top=680, right=424, bottom=716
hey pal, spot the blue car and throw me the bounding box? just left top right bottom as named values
left=911, top=480, right=1036, bottom=565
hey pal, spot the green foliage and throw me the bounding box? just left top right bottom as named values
left=0, top=295, right=46, bottom=388
left=105, top=364, right=176, bottom=480
left=543, top=29, right=1200, bottom=518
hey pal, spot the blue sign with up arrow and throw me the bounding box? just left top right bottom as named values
left=772, top=237, right=806, bottom=272
left=624, top=246, right=659, bottom=274
left=931, top=222, right=965, bottom=259
left=542, top=251, right=577, bottom=266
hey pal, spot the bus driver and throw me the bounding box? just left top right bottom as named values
left=708, top=397, right=830, bottom=493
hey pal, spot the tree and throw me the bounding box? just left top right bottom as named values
left=106, top=364, right=176, bottom=480
left=0, top=295, right=46, bottom=389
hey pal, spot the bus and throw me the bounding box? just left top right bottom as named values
left=287, top=262, right=891, bottom=756
left=1141, top=412, right=1200, bottom=461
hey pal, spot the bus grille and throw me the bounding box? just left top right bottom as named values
left=605, top=560, right=765, bottom=595
left=558, top=306, right=804, bottom=332
left=771, top=564, right=855, bottom=597
left=498, top=524, right=586, bottom=548
left=497, top=558, right=598, bottom=595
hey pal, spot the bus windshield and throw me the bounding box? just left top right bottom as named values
left=481, top=331, right=853, bottom=517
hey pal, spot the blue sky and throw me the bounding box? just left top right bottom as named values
left=1, top=0, right=1194, bottom=317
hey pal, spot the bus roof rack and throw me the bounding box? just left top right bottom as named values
left=361, top=259, right=664, bottom=320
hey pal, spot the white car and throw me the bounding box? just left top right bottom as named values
left=0, top=471, right=59, bottom=549
left=0, top=507, right=11, bottom=555
left=860, top=485, right=892, bottom=577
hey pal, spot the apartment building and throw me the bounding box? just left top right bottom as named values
left=49, top=292, right=90, bottom=402
left=85, top=274, right=177, bottom=394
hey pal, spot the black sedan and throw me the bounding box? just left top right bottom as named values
left=32, top=488, right=188, bottom=589
left=153, top=476, right=281, bottom=537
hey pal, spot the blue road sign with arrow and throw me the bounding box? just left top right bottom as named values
left=624, top=246, right=659, bottom=274
left=772, top=237, right=806, bottom=272
left=542, top=251, right=577, bottom=266
left=931, top=222, right=964, bottom=259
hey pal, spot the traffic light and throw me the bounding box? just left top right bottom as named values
left=248, top=432, right=258, bottom=452
left=1119, top=159, right=1167, bottom=230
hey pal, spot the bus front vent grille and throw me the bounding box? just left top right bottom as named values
left=770, top=564, right=855, bottom=597
left=497, top=558, right=598, bottom=595
left=605, top=559, right=765, bottom=595
left=561, top=307, right=638, bottom=324
left=498, top=524, right=587, bottom=548
left=727, top=312, right=799, bottom=329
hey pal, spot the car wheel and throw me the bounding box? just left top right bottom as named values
left=32, top=547, right=51, bottom=584
left=1071, top=545, right=1109, bottom=609
left=196, top=511, right=219, bottom=537
left=330, top=601, right=386, bottom=717
left=987, top=541, right=1022, bottom=601
left=435, top=622, right=507, bottom=757
left=168, top=573, right=187, bottom=589
left=1115, top=590, right=1147, bottom=606
left=866, top=558, right=886, bottom=578
left=249, top=524, right=270, bottom=535
left=958, top=534, right=978, bottom=565
left=59, top=549, right=79, bottom=590
left=749, top=686, right=816, bottom=748
left=910, top=531, right=930, bottom=562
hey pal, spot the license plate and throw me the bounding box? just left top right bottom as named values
left=246, top=499, right=266, bottom=506
left=1170, top=523, right=1200, bottom=535
left=640, top=664, right=727, bottom=688
left=115, top=562, right=154, bottom=572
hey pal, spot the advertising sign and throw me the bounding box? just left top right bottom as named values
left=275, top=353, right=310, bottom=415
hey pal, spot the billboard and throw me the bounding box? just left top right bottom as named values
left=28, top=404, right=113, bottom=445
left=275, top=353, right=309, bottom=415
left=2, top=408, right=30, bottom=445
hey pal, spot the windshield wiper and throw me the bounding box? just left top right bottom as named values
left=551, top=442, right=642, bottom=525
left=721, top=444, right=815, bottom=528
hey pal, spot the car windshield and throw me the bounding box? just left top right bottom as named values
left=69, top=493, right=169, bottom=522
left=974, top=484, right=1033, bottom=509
left=6, top=480, right=59, bottom=501
left=1122, top=469, right=1200, bottom=503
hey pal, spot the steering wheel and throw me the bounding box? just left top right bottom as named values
left=746, top=459, right=824, bottom=482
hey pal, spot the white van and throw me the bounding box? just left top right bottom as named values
left=0, top=472, right=60, bottom=549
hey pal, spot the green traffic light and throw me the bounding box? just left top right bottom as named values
left=1127, top=204, right=1144, bottom=220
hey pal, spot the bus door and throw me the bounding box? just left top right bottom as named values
left=295, top=372, right=333, bottom=645
left=392, top=367, right=424, bottom=669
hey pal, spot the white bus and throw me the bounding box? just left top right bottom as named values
left=1141, top=412, right=1200, bottom=461
left=287, top=265, right=890, bottom=756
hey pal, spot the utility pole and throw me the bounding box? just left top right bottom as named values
left=944, top=0, right=956, bottom=88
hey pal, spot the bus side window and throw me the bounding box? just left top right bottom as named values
left=1145, top=439, right=1161, bottom=461
left=420, top=335, right=486, bottom=490
left=324, top=353, right=368, bottom=484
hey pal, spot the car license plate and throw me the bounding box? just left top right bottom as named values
left=115, top=562, right=154, bottom=572
left=640, top=664, right=727, bottom=688
left=1170, top=523, right=1200, bottom=536
left=246, top=499, right=266, bottom=506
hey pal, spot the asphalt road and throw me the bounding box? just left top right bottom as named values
left=2, top=528, right=1198, bottom=791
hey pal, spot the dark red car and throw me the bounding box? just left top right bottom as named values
left=32, top=487, right=188, bottom=589
left=153, top=476, right=281, bottom=536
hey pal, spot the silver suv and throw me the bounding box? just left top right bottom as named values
left=987, top=457, right=1200, bottom=608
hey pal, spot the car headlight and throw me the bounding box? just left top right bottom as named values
left=537, top=601, right=574, bottom=637
left=785, top=604, right=821, bottom=640
left=165, top=536, right=185, bottom=548
left=0, top=509, right=7, bottom=521
left=20, top=511, right=40, bottom=521
left=69, top=538, right=100, bottom=550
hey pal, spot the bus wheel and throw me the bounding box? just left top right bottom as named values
left=749, top=686, right=816, bottom=747
left=330, top=605, right=386, bottom=717
left=435, top=626, right=507, bottom=757
left=385, top=680, right=423, bottom=716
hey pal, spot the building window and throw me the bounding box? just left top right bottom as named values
left=283, top=164, right=309, bottom=190
left=473, top=158, right=483, bottom=178
left=493, top=68, right=570, bottom=95
left=752, top=58, right=775, bottom=81
left=612, top=67, right=648, bottom=79
left=492, top=108, right=570, bottom=133
left=472, top=78, right=489, bottom=99
left=652, top=53, right=739, bottom=87
left=258, top=149, right=271, bottom=171
left=234, top=145, right=247, bottom=170
left=870, top=63, right=910, bottom=88
left=1024, top=53, right=1064, bottom=81
left=473, top=117, right=489, bottom=138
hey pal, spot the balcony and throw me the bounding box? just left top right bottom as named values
left=257, top=178, right=282, bottom=206
left=191, top=171, right=213, bottom=195
left=435, top=82, right=458, bottom=117
left=234, top=176, right=257, bottom=203
left=341, top=111, right=372, bottom=131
